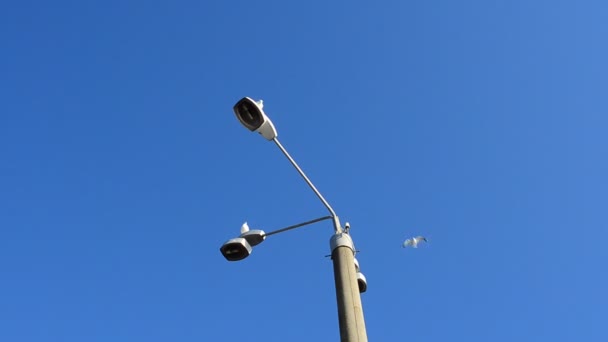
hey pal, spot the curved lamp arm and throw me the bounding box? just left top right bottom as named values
left=272, top=138, right=342, bottom=233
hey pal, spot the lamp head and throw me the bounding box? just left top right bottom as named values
left=233, top=97, right=277, bottom=140
left=220, top=237, right=252, bottom=261
left=356, top=272, right=368, bottom=293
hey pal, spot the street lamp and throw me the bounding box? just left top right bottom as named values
left=220, top=97, right=368, bottom=342
left=233, top=97, right=277, bottom=140
left=219, top=222, right=265, bottom=261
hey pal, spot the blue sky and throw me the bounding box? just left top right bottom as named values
left=1, top=0, right=607, bottom=341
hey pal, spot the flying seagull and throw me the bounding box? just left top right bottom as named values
left=402, top=236, right=427, bottom=248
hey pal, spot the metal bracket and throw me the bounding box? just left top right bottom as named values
left=329, top=232, right=355, bottom=254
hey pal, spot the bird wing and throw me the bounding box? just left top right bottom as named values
left=415, top=236, right=427, bottom=242
left=402, top=239, right=413, bottom=247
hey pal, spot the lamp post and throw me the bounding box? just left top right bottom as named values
left=220, top=97, right=368, bottom=342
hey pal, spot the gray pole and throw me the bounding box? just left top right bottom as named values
left=331, top=233, right=368, bottom=342
left=272, top=138, right=368, bottom=340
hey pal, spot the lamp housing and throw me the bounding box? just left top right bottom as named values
left=356, top=272, right=367, bottom=293
left=233, top=97, right=277, bottom=140
left=241, top=229, right=266, bottom=247
left=220, top=237, right=252, bottom=261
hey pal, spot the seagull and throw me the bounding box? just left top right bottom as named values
left=402, top=236, right=427, bottom=248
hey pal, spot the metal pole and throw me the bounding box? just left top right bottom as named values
left=271, top=136, right=366, bottom=340
left=331, top=233, right=368, bottom=342
left=272, top=138, right=342, bottom=233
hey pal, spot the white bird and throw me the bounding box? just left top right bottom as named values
left=402, top=236, right=427, bottom=248
left=240, top=222, right=250, bottom=234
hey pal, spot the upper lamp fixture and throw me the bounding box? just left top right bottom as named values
left=220, top=222, right=266, bottom=261
left=233, top=97, right=277, bottom=140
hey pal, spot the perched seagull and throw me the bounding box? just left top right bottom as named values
left=402, top=236, right=427, bottom=248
